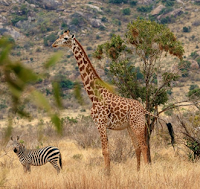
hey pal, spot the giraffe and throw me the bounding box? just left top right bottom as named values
left=52, top=30, right=150, bottom=174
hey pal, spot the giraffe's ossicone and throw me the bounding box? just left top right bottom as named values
left=52, top=30, right=150, bottom=174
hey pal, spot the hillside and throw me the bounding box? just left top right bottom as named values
left=0, top=0, right=200, bottom=119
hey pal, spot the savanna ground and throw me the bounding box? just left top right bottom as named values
left=0, top=112, right=200, bottom=189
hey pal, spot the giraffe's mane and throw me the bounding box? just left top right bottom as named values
left=74, top=38, right=115, bottom=93
left=74, top=38, right=102, bottom=81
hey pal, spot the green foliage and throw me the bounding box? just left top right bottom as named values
left=66, top=116, right=78, bottom=124
left=99, top=25, right=105, bottom=31
left=109, top=0, right=128, bottom=4
left=137, top=5, right=153, bottom=13
left=0, top=36, right=63, bottom=135
left=101, top=16, right=108, bottom=22
left=0, top=103, right=7, bottom=110
left=178, top=60, right=191, bottom=77
left=183, top=26, right=191, bottom=33
left=130, top=1, right=137, bottom=7
left=11, top=4, right=29, bottom=25
left=189, top=84, right=199, bottom=91
left=122, top=8, right=131, bottom=15
left=126, top=18, right=184, bottom=59
left=160, top=16, right=173, bottom=24
left=186, top=140, right=200, bottom=161
left=188, top=88, right=200, bottom=99
left=44, top=33, right=57, bottom=47
left=94, top=34, right=127, bottom=60
left=11, top=15, right=27, bottom=25
left=162, top=0, right=175, bottom=7
left=190, top=51, right=199, bottom=59
left=59, top=79, right=74, bottom=90
left=196, top=57, right=200, bottom=66
left=61, top=22, right=68, bottom=29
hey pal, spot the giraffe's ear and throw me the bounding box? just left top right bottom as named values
left=72, top=34, right=75, bottom=39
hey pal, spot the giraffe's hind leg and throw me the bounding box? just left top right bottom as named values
left=129, top=119, right=150, bottom=169
left=127, top=127, right=141, bottom=171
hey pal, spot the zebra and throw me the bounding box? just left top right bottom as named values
left=11, top=136, right=62, bottom=174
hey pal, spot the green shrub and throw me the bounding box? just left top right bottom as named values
left=190, top=51, right=199, bottom=59
left=137, top=5, right=153, bottom=13
left=44, top=33, right=57, bottom=46
left=99, top=25, right=105, bottom=31
left=86, top=46, right=92, bottom=50
left=0, top=103, right=7, bottom=110
left=130, top=1, right=137, bottom=7
left=109, top=0, right=128, bottom=4
left=101, top=16, right=108, bottom=22
left=59, top=79, right=74, bottom=90
left=11, top=15, right=27, bottom=25
left=162, top=0, right=175, bottom=7
left=189, top=84, right=199, bottom=91
left=178, top=60, right=191, bottom=77
left=160, top=16, right=172, bottom=24
left=183, top=26, right=191, bottom=33
left=122, top=8, right=131, bottom=15
left=196, top=57, right=200, bottom=66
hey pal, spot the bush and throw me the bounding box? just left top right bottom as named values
left=196, top=57, right=200, bottom=66
left=101, top=16, right=108, bottom=22
left=122, top=8, right=131, bottom=15
left=43, top=33, right=57, bottom=46
left=137, top=5, right=153, bottom=13
left=109, top=0, right=128, bottom=4
left=190, top=51, right=199, bottom=59
left=183, top=26, right=191, bottom=33
left=99, top=25, right=105, bottom=31
left=162, top=0, right=175, bottom=7
left=59, top=79, right=74, bottom=90
left=86, top=46, right=92, bottom=51
left=160, top=16, right=172, bottom=24
left=178, top=60, right=191, bottom=77
left=189, top=84, right=199, bottom=91
left=11, top=15, right=27, bottom=25
left=130, top=0, right=137, bottom=7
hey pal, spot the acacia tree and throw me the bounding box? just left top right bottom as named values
left=93, top=19, right=184, bottom=159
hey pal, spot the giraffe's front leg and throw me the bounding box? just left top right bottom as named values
left=98, top=125, right=110, bottom=176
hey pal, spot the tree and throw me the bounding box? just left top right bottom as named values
left=93, top=18, right=184, bottom=160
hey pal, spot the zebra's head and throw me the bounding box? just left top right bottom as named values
left=11, top=136, right=24, bottom=154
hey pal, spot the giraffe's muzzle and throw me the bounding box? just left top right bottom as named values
left=52, top=43, right=58, bottom=48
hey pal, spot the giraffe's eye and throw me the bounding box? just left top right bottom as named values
left=64, top=37, right=68, bottom=40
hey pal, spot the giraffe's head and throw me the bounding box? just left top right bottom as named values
left=11, top=136, right=25, bottom=154
left=52, top=30, right=75, bottom=48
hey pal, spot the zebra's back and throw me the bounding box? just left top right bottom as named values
left=28, top=146, right=61, bottom=166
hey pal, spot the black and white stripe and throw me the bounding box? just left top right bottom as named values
left=11, top=136, right=62, bottom=174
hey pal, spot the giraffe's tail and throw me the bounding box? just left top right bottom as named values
left=144, top=109, right=175, bottom=148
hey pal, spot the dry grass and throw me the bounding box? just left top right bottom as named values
left=0, top=115, right=200, bottom=189
left=1, top=142, right=200, bottom=189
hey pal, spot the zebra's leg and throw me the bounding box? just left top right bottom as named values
left=50, top=161, right=61, bottom=174
left=23, top=165, right=27, bottom=173
left=26, top=164, right=31, bottom=173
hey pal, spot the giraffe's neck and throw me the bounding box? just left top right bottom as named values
left=72, top=38, right=108, bottom=102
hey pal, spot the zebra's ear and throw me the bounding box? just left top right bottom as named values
left=11, top=136, right=13, bottom=141
left=17, top=136, right=19, bottom=141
